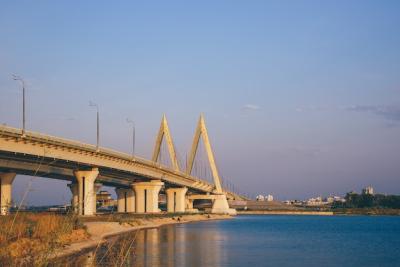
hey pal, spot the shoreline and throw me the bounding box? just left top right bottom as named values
left=53, top=213, right=231, bottom=259
left=237, top=209, right=400, bottom=216
left=237, top=210, right=334, bottom=216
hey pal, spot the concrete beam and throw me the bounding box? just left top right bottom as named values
left=187, top=194, right=216, bottom=200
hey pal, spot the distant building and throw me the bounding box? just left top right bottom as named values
left=266, top=195, right=274, bottom=202
left=97, top=190, right=115, bottom=207
left=362, top=186, right=374, bottom=195
left=333, top=196, right=346, bottom=203
left=306, top=196, right=324, bottom=206
left=48, top=205, right=68, bottom=212
left=256, top=194, right=274, bottom=202
left=284, top=200, right=302, bottom=205
left=256, top=195, right=265, bottom=201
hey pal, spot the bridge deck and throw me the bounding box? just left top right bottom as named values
left=0, top=125, right=246, bottom=200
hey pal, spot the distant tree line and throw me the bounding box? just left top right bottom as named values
left=333, top=193, right=400, bottom=209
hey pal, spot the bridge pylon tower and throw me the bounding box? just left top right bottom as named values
left=152, top=114, right=180, bottom=171
left=186, top=114, right=236, bottom=215
left=186, top=114, right=223, bottom=193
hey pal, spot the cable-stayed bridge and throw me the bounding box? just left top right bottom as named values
left=0, top=115, right=246, bottom=216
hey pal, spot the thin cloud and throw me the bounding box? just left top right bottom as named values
left=346, top=105, right=400, bottom=122
left=242, top=104, right=261, bottom=111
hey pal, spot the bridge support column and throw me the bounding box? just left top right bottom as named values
left=211, top=193, right=237, bottom=215
left=74, top=168, right=99, bottom=216
left=185, top=199, right=199, bottom=213
left=0, top=173, right=16, bottom=215
left=67, top=182, right=79, bottom=213
left=166, top=187, right=187, bottom=213
left=116, top=188, right=135, bottom=213
left=133, top=180, right=164, bottom=213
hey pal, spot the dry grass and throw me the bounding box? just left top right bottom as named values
left=94, top=231, right=138, bottom=266
left=0, top=212, right=89, bottom=266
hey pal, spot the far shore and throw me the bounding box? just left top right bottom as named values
left=53, top=213, right=231, bottom=259
left=237, top=208, right=400, bottom=216
left=237, top=210, right=334, bottom=216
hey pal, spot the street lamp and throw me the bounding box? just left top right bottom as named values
left=126, top=118, right=135, bottom=158
left=12, top=74, right=26, bottom=136
left=89, top=101, right=100, bottom=151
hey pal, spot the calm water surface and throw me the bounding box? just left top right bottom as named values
left=72, top=215, right=400, bottom=267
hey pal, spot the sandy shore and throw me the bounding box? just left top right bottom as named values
left=237, top=210, right=334, bottom=215
left=53, top=214, right=231, bottom=259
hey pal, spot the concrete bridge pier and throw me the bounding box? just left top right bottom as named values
left=133, top=180, right=164, bottom=213
left=67, top=182, right=79, bottom=213
left=211, top=193, right=237, bottom=215
left=74, top=168, right=99, bottom=216
left=185, top=198, right=199, bottom=213
left=166, top=187, right=188, bottom=213
left=0, top=173, right=16, bottom=215
left=186, top=193, right=236, bottom=215
left=116, top=188, right=135, bottom=213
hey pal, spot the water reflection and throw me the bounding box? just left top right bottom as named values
left=55, top=216, right=400, bottom=267
left=67, top=222, right=227, bottom=267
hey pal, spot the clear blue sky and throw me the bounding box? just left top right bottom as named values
left=1, top=1, right=400, bottom=205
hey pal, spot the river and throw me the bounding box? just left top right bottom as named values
left=65, top=215, right=400, bottom=267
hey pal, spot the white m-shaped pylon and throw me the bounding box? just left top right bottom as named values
left=152, top=114, right=223, bottom=194
left=186, top=115, right=223, bottom=193
left=152, top=115, right=180, bottom=171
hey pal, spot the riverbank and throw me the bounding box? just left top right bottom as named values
left=237, top=210, right=334, bottom=216
left=53, top=213, right=231, bottom=259
left=332, top=208, right=400, bottom=216
left=0, top=213, right=88, bottom=266
left=238, top=208, right=400, bottom=216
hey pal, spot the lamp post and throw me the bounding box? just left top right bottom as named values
left=12, top=74, right=26, bottom=136
left=89, top=101, right=99, bottom=151
left=126, top=118, right=135, bottom=158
